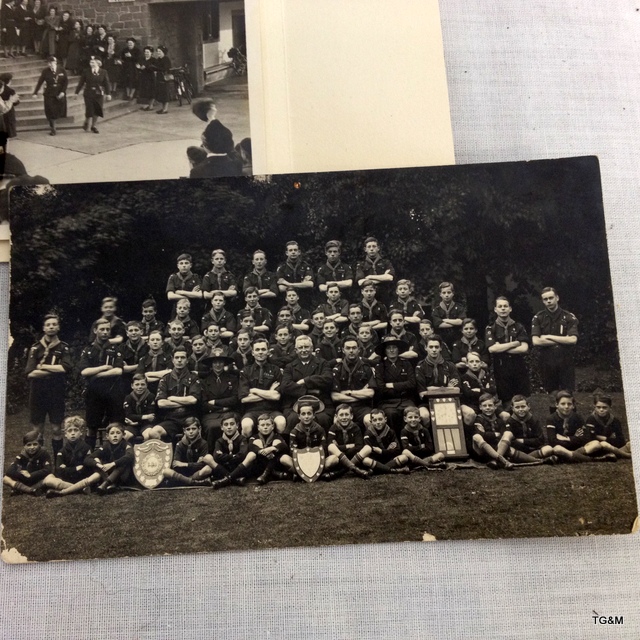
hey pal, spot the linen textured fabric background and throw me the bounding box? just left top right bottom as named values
left=2, top=1, right=640, bottom=638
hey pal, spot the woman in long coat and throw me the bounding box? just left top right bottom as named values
left=42, top=5, right=60, bottom=58
left=2, top=0, right=18, bottom=58
left=65, top=19, right=82, bottom=74
left=136, top=45, right=156, bottom=109
left=15, top=0, right=33, bottom=56
left=120, top=37, right=140, bottom=101
left=31, top=0, right=45, bottom=54
left=102, top=35, right=121, bottom=95
left=153, top=46, right=171, bottom=114
left=55, top=10, right=73, bottom=67
left=32, top=55, right=67, bottom=135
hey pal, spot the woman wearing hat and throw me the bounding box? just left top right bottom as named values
left=200, top=348, right=239, bottom=449
left=32, top=55, right=68, bottom=136
left=372, top=335, right=417, bottom=435
left=153, top=45, right=171, bottom=114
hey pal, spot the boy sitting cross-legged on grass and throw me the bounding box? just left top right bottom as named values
left=85, top=422, right=135, bottom=495
left=3, top=429, right=52, bottom=496
left=323, top=404, right=371, bottom=480
left=123, top=373, right=156, bottom=443
left=499, top=395, right=555, bottom=465
left=44, top=416, right=102, bottom=498
left=352, top=408, right=411, bottom=475
left=161, top=417, right=216, bottom=486
left=546, top=391, right=619, bottom=463
left=395, top=406, right=445, bottom=470
left=468, top=393, right=516, bottom=470
left=584, top=393, right=632, bottom=458
left=211, top=412, right=249, bottom=485
left=212, top=413, right=294, bottom=488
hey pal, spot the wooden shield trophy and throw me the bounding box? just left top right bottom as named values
left=292, top=446, right=326, bottom=483
left=426, top=388, right=469, bottom=460
left=133, top=441, right=173, bottom=489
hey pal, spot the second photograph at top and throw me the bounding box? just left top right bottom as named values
left=3, top=0, right=251, bottom=184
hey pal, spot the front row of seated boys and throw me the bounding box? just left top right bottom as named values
left=3, top=390, right=631, bottom=496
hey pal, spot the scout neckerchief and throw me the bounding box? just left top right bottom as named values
left=438, top=300, right=456, bottom=318
left=339, top=357, right=364, bottom=389
left=209, top=266, right=228, bottom=289
left=251, top=266, right=267, bottom=289
left=38, top=335, right=61, bottom=365
left=170, top=367, right=192, bottom=394
left=324, top=259, right=344, bottom=281
left=361, top=298, right=378, bottom=317
left=256, top=431, right=276, bottom=448
left=460, top=335, right=479, bottom=349
left=464, top=368, right=486, bottom=389
left=148, top=347, right=164, bottom=371
left=61, top=439, right=89, bottom=465
left=175, top=269, right=194, bottom=289
left=285, top=257, right=304, bottom=281
left=510, top=412, right=533, bottom=438
left=554, top=410, right=572, bottom=436
left=369, top=423, right=393, bottom=449
left=334, top=420, right=354, bottom=445
left=126, top=338, right=145, bottom=359
left=395, top=296, right=414, bottom=314
left=133, top=388, right=152, bottom=414
left=236, top=345, right=251, bottom=367
left=590, top=410, right=614, bottom=432
left=208, top=308, right=226, bottom=325
left=364, top=254, right=382, bottom=273
left=325, top=299, right=342, bottom=315
left=494, top=316, right=515, bottom=331
left=287, top=302, right=302, bottom=316
left=481, top=412, right=501, bottom=434
left=320, top=335, right=341, bottom=358
left=179, top=434, right=203, bottom=461
left=425, top=353, right=445, bottom=382
left=223, top=431, right=241, bottom=453
left=91, top=337, right=111, bottom=365
left=245, top=301, right=262, bottom=318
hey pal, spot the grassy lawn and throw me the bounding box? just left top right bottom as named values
left=2, top=390, right=638, bottom=563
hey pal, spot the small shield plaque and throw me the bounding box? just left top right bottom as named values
left=292, top=446, right=325, bottom=483
left=134, top=441, right=173, bottom=489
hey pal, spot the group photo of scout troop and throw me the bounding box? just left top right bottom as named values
left=4, top=236, right=631, bottom=498
left=3, top=161, right=636, bottom=555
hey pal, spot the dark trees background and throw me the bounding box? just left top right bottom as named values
left=8, top=156, right=617, bottom=370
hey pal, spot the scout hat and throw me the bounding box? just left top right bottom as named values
left=293, top=394, right=326, bottom=414
left=375, top=335, right=409, bottom=357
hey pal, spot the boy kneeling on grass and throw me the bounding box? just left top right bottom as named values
left=85, top=423, right=135, bottom=495
left=44, top=416, right=102, bottom=498
left=3, top=429, right=52, bottom=496
left=212, top=413, right=294, bottom=488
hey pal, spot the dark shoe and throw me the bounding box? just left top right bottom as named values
left=271, top=470, right=292, bottom=481
left=352, top=466, right=371, bottom=479
left=497, top=455, right=514, bottom=470
left=104, top=484, right=119, bottom=494
left=256, top=469, right=272, bottom=485
left=389, top=466, right=411, bottom=474
left=91, top=127, right=99, bottom=134
left=49, top=129, right=56, bottom=136
left=190, top=478, right=211, bottom=487
left=46, top=489, right=62, bottom=499
left=233, top=476, right=247, bottom=487
left=142, top=105, right=152, bottom=111
left=595, top=453, right=618, bottom=463
left=542, top=455, right=559, bottom=465
left=486, top=460, right=499, bottom=470
left=82, top=121, right=89, bottom=132
left=96, top=482, right=109, bottom=495
left=211, top=476, right=231, bottom=490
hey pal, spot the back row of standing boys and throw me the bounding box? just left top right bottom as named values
left=11, top=237, right=631, bottom=494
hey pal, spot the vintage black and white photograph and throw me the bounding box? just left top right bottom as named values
left=2, top=157, right=636, bottom=563
left=0, top=0, right=250, bottom=191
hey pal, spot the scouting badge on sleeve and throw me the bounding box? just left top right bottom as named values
left=134, top=441, right=173, bottom=489
left=292, top=446, right=325, bottom=483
